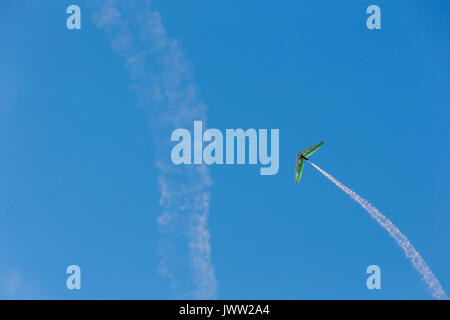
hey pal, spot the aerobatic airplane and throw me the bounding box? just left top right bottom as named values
left=295, top=141, right=324, bottom=183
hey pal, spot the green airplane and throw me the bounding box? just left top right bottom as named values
left=295, top=141, right=324, bottom=183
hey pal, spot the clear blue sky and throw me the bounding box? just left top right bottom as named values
left=1, top=0, right=449, bottom=299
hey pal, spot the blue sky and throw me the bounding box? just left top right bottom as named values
left=0, top=0, right=449, bottom=299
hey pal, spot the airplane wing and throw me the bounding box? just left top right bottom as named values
left=302, top=141, right=324, bottom=158
left=295, top=155, right=304, bottom=183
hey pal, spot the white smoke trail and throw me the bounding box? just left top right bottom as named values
left=308, top=161, right=448, bottom=300
left=93, top=0, right=217, bottom=299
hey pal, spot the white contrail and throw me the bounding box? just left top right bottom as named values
left=93, top=0, right=217, bottom=299
left=308, top=161, right=448, bottom=300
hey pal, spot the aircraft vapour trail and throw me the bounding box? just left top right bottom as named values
left=93, top=1, right=217, bottom=299
left=308, top=161, right=448, bottom=300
